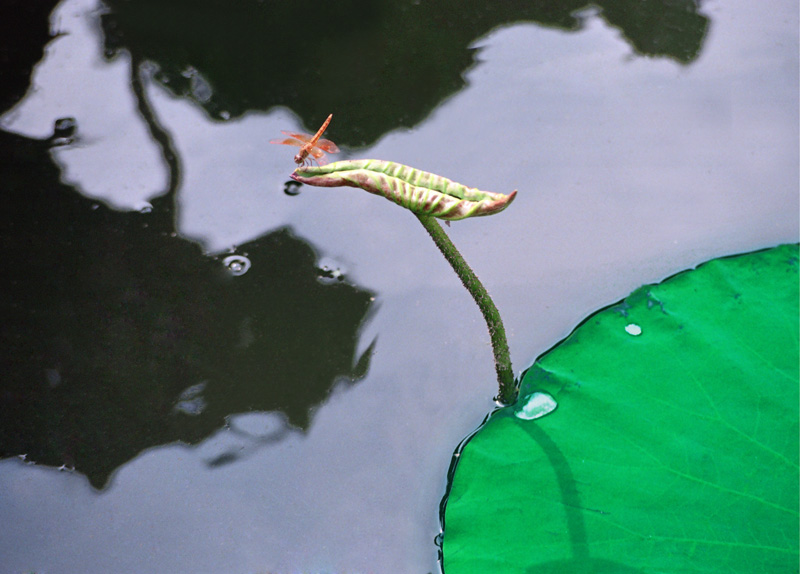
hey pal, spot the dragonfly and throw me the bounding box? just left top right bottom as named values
left=270, top=113, right=340, bottom=166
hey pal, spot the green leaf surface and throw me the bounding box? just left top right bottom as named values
left=442, top=244, right=799, bottom=573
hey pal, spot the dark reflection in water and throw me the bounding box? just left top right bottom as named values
left=0, top=127, right=376, bottom=489
left=0, top=0, right=62, bottom=112
left=100, top=0, right=709, bottom=146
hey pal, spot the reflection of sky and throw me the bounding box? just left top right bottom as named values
left=1, top=0, right=168, bottom=207
left=1, top=0, right=798, bottom=572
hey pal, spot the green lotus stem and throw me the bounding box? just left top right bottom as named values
left=414, top=214, right=517, bottom=405
left=291, top=159, right=519, bottom=404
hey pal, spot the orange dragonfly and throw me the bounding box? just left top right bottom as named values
left=270, top=113, right=340, bottom=166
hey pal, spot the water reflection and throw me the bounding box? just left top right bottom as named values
left=100, top=0, right=709, bottom=146
left=0, top=0, right=61, bottom=113
left=2, top=0, right=170, bottom=210
left=0, top=128, right=376, bottom=489
left=6, top=0, right=796, bottom=572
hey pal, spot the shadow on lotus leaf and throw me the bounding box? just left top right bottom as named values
left=526, top=558, right=645, bottom=573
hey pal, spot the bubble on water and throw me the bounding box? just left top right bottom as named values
left=227, top=412, right=286, bottom=438
left=181, top=66, right=212, bottom=103
left=434, top=532, right=444, bottom=547
left=316, top=257, right=346, bottom=283
left=625, top=323, right=642, bottom=336
left=49, top=117, right=77, bottom=146
left=219, top=110, right=231, bottom=120
left=44, top=368, right=61, bottom=388
left=174, top=381, right=208, bottom=416
left=283, top=180, right=302, bottom=196
left=53, top=117, right=76, bottom=137
left=135, top=201, right=153, bottom=214
left=515, top=391, right=558, bottom=420
left=318, top=266, right=344, bottom=281
left=223, top=254, right=251, bottom=276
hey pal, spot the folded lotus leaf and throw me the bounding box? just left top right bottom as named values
left=291, top=159, right=517, bottom=221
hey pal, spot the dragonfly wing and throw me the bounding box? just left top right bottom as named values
left=270, top=137, right=304, bottom=147
left=315, top=138, right=340, bottom=153
left=281, top=131, right=314, bottom=143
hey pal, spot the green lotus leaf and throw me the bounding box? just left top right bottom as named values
left=291, top=159, right=517, bottom=221
left=442, top=243, right=799, bottom=573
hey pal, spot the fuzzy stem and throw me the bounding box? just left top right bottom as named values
left=414, top=214, right=517, bottom=405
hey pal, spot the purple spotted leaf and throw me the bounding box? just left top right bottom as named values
left=291, top=159, right=517, bottom=221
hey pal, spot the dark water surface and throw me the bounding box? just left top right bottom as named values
left=1, top=0, right=797, bottom=572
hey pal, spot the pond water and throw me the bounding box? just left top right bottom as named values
left=0, top=0, right=797, bottom=572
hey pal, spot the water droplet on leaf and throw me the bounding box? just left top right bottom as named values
left=515, top=391, right=558, bottom=420
left=625, top=323, right=642, bottom=336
